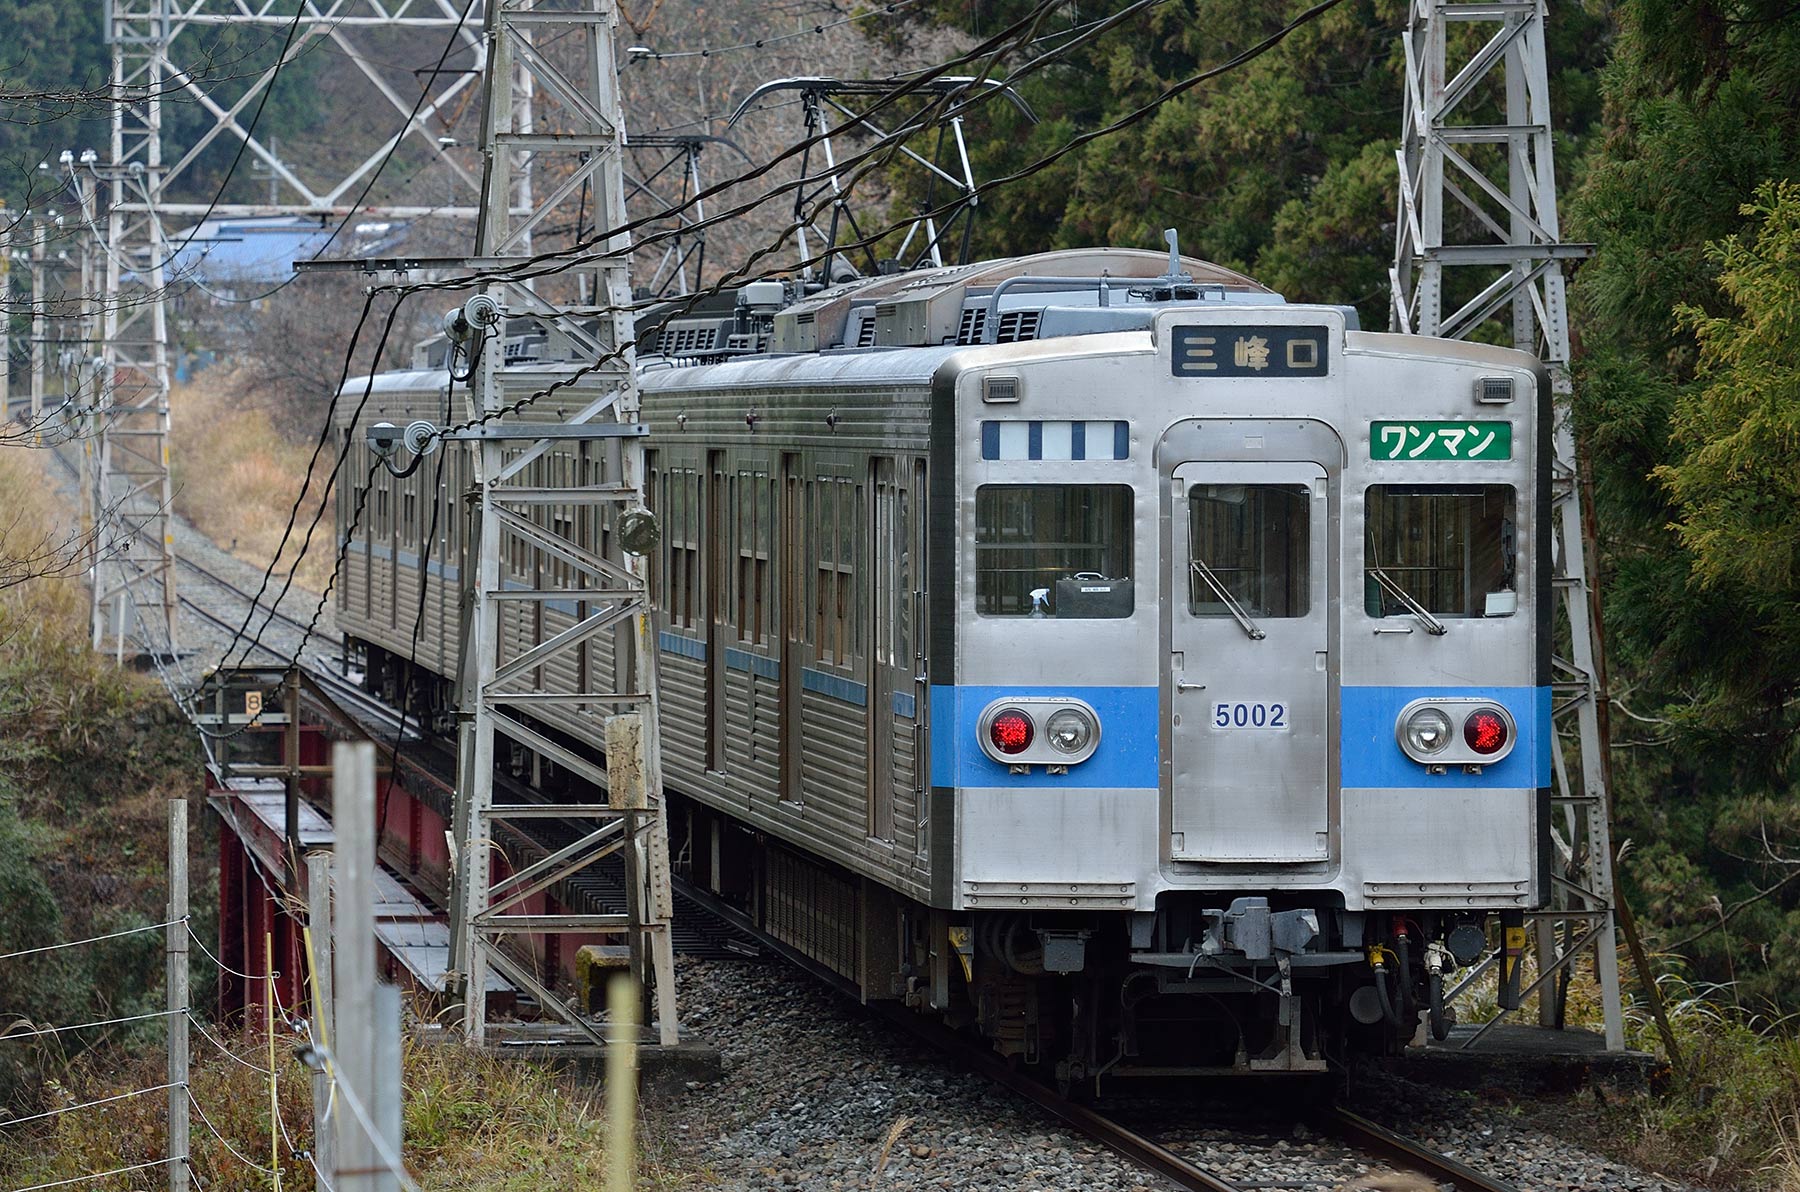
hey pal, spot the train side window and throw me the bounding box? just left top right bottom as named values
left=737, top=470, right=772, bottom=644
left=974, top=485, right=1133, bottom=618
left=665, top=468, right=700, bottom=629
left=813, top=476, right=860, bottom=664
left=1364, top=485, right=1518, bottom=618
left=1187, top=485, right=1310, bottom=618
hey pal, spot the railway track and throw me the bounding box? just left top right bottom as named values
left=673, top=868, right=1517, bottom=1192
left=25, top=412, right=329, bottom=671
left=913, top=1016, right=1525, bottom=1192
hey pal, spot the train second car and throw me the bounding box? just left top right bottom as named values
left=336, top=244, right=1549, bottom=1083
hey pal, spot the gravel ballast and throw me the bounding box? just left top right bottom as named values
left=658, top=955, right=1703, bottom=1192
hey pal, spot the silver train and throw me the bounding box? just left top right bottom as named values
left=336, top=243, right=1549, bottom=1082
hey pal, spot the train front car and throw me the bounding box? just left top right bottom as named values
left=938, top=300, right=1548, bottom=1081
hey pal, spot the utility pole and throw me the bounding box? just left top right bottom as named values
left=30, top=218, right=46, bottom=423
left=2, top=213, right=12, bottom=414
left=1390, top=0, right=1624, bottom=1049
left=304, top=850, right=336, bottom=1192
left=332, top=741, right=401, bottom=1192
left=167, top=799, right=190, bottom=1192
left=445, top=0, right=681, bottom=1050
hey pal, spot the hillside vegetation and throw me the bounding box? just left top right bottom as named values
left=0, top=449, right=206, bottom=1111
left=0, top=447, right=688, bottom=1189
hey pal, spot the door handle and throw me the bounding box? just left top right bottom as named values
left=1372, top=625, right=1414, bottom=635
left=1175, top=680, right=1207, bottom=693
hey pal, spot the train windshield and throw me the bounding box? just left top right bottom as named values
left=975, top=485, right=1133, bottom=617
left=1187, top=484, right=1311, bottom=619
left=1364, top=485, right=1518, bottom=618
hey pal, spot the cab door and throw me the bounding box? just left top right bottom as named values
left=1169, top=459, right=1332, bottom=862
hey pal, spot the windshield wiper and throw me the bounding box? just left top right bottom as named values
left=1190, top=558, right=1265, bottom=640
left=1368, top=566, right=1447, bottom=635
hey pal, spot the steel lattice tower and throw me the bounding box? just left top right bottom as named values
left=446, top=0, right=681, bottom=1048
left=1391, top=0, right=1623, bottom=1047
left=89, top=0, right=488, bottom=658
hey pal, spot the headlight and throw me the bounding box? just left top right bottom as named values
left=1403, top=707, right=1453, bottom=755
left=1044, top=707, right=1096, bottom=754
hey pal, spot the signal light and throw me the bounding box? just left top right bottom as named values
left=989, top=708, right=1034, bottom=755
left=1464, top=707, right=1509, bottom=755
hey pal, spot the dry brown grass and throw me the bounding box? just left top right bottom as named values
left=0, top=1027, right=696, bottom=1191
left=0, top=448, right=159, bottom=761
left=168, top=370, right=334, bottom=594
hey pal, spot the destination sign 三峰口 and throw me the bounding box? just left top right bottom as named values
left=1169, top=324, right=1330, bottom=378
left=1370, top=420, right=1513, bottom=461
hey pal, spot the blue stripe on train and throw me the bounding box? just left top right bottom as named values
left=1339, top=685, right=1551, bottom=789
left=929, top=683, right=1550, bottom=792
left=930, top=685, right=1160, bottom=790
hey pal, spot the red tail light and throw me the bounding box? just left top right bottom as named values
left=1464, top=708, right=1509, bottom=755
left=989, top=708, right=1034, bottom=755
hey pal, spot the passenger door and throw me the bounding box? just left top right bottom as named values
left=1169, top=459, right=1331, bottom=862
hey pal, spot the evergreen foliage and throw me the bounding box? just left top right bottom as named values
left=1569, top=0, right=1800, bottom=1009
left=891, top=0, right=1607, bottom=329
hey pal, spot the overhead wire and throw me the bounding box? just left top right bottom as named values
left=0, top=1008, right=184, bottom=1043
left=194, top=0, right=1339, bottom=740
left=204, top=0, right=1310, bottom=681
left=625, top=0, right=924, bottom=60
left=185, top=1090, right=279, bottom=1176
left=186, top=922, right=267, bottom=982
left=278, top=0, right=1194, bottom=873
left=184, top=1011, right=275, bottom=1076
left=193, top=0, right=1077, bottom=678
left=366, top=0, right=1164, bottom=435
left=212, top=0, right=484, bottom=306
left=49, top=4, right=322, bottom=318
left=150, top=0, right=311, bottom=275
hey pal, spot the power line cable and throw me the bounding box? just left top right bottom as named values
left=212, top=0, right=483, bottom=306
left=185, top=1012, right=276, bottom=1075
left=197, top=0, right=1074, bottom=640
left=151, top=1, right=311, bottom=274
left=626, top=0, right=923, bottom=60
left=186, top=922, right=267, bottom=982
left=186, top=1090, right=279, bottom=1175
left=198, top=0, right=1305, bottom=696
left=215, top=0, right=1164, bottom=677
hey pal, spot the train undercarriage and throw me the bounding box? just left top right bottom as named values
left=671, top=793, right=1520, bottom=1089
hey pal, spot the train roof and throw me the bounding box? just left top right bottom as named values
left=352, top=243, right=1545, bottom=402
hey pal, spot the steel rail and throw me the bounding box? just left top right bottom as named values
left=176, top=556, right=314, bottom=636
left=865, top=1003, right=1247, bottom=1192
left=1321, top=1105, right=1523, bottom=1192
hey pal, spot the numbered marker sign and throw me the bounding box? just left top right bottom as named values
left=1212, top=701, right=1289, bottom=730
